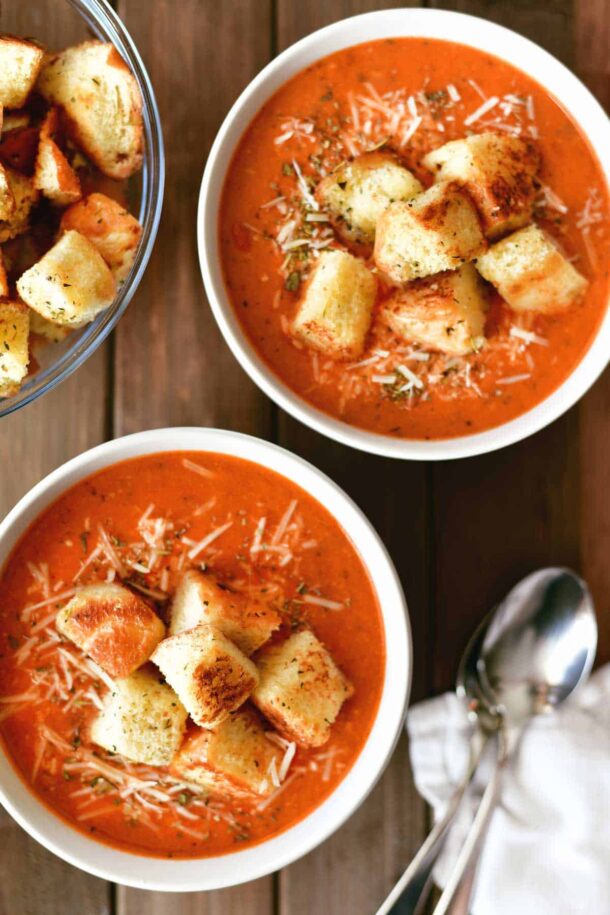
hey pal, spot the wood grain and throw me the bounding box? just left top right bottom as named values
left=274, top=4, right=430, bottom=914
left=113, top=0, right=274, bottom=912
left=575, top=0, right=610, bottom=664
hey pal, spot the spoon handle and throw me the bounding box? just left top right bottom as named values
left=374, top=729, right=489, bottom=915
left=431, top=728, right=509, bottom=915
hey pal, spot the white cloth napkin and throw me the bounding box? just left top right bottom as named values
left=407, top=665, right=610, bottom=915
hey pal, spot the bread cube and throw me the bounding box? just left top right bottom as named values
left=382, top=264, right=487, bottom=356
left=0, top=37, right=44, bottom=109
left=60, top=193, right=142, bottom=282
left=34, top=108, right=82, bottom=207
left=169, top=569, right=280, bottom=654
left=252, top=629, right=353, bottom=748
left=292, top=249, right=377, bottom=360
left=0, top=301, right=29, bottom=397
left=476, top=224, right=588, bottom=314
left=90, top=666, right=187, bottom=766
left=0, top=249, right=8, bottom=296
left=37, top=41, right=143, bottom=179
left=28, top=311, right=72, bottom=343
left=56, top=582, right=165, bottom=679
left=315, top=150, right=423, bottom=246
left=374, top=181, right=486, bottom=284
left=151, top=624, right=258, bottom=729
left=0, top=164, right=14, bottom=222
left=0, top=169, right=38, bottom=243
left=423, top=132, right=540, bottom=240
left=171, top=707, right=285, bottom=799
left=17, top=230, right=116, bottom=327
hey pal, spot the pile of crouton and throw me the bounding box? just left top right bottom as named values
left=292, top=134, right=588, bottom=362
left=56, top=568, right=353, bottom=801
left=0, top=35, right=144, bottom=398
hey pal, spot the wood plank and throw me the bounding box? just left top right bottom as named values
left=0, top=5, right=112, bottom=914
left=575, top=0, right=610, bottom=664
left=113, top=0, right=273, bottom=435
left=113, top=1, right=274, bottom=912
left=274, top=4, right=430, bottom=914
left=425, top=5, right=581, bottom=687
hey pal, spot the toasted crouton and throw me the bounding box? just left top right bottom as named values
left=0, top=165, right=14, bottom=222
left=17, top=229, right=116, bottom=326
left=0, top=37, right=44, bottom=109
left=151, top=624, right=259, bottom=729
left=476, top=224, right=588, bottom=314
left=60, top=193, right=142, bottom=281
left=252, top=629, right=353, bottom=748
left=90, top=666, right=188, bottom=766
left=2, top=111, right=30, bottom=134
left=169, top=570, right=280, bottom=654
left=315, top=150, right=423, bottom=246
left=37, top=41, right=143, bottom=179
left=28, top=310, right=72, bottom=342
left=171, top=707, right=285, bottom=799
left=382, top=264, right=487, bottom=356
left=34, top=108, right=81, bottom=207
left=0, top=169, right=38, bottom=242
left=374, top=181, right=486, bottom=284
left=56, top=582, right=165, bottom=679
left=292, top=249, right=377, bottom=360
left=423, top=132, right=540, bottom=240
left=0, top=301, right=29, bottom=397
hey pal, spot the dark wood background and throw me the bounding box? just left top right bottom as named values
left=0, top=1, right=608, bottom=912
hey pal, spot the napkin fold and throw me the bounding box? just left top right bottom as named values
left=407, top=665, right=610, bottom=915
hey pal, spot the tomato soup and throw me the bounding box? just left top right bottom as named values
left=219, top=38, right=610, bottom=439
left=0, top=452, right=385, bottom=858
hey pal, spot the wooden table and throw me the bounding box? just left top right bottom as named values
left=1, top=0, right=608, bottom=912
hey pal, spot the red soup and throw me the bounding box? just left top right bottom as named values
left=220, top=38, right=610, bottom=440
left=0, top=452, right=385, bottom=858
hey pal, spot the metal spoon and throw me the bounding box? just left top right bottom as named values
left=433, top=568, right=597, bottom=915
left=374, top=613, right=501, bottom=915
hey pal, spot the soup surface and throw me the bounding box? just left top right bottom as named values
left=220, top=38, right=610, bottom=439
left=0, top=452, right=385, bottom=857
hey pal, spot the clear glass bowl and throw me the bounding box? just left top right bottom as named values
left=0, top=0, right=164, bottom=418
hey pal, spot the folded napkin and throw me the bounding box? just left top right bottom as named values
left=407, top=665, right=610, bottom=915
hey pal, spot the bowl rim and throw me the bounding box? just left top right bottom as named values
left=0, top=0, right=165, bottom=419
left=197, top=7, right=610, bottom=461
left=0, top=426, right=411, bottom=891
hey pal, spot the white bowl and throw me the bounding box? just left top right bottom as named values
left=0, top=428, right=411, bottom=891
left=198, top=8, right=610, bottom=461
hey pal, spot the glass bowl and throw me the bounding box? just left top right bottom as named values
left=0, top=0, right=164, bottom=418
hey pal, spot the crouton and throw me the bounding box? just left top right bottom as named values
left=0, top=301, right=29, bottom=397
left=169, top=569, right=280, bottom=654
left=17, top=230, right=116, bottom=326
left=292, top=249, right=377, bottom=360
left=151, top=624, right=259, bottom=729
left=90, top=666, right=188, bottom=766
left=60, top=193, right=141, bottom=281
left=0, top=126, right=40, bottom=175
left=476, top=224, right=588, bottom=314
left=0, top=37, right=44, bottom=109
left=0, top=165, right=14, bottom=222
left=28, top=310, right=72, bottom=342
left=382, top=264, right=487, bottom=356
left=34, top=108, right=81, bottom=207
left=423, top=132, right=540, bottom=240
left=374, top=181, right=486, bottom=284
left=171, top=707, right=285, bottom=799
left=315, top=150, right=423, bottom=246
left=2, top=111, right=30, bottom=134
left=0, top=169, right=37, bottom=242
left=252, top=629, right=353, bottom=748
left=37, top=41, right=143, bottom=179
left=56, top=582, right=165, bottom=679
